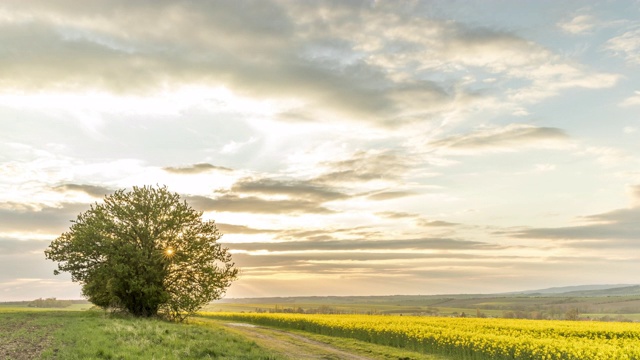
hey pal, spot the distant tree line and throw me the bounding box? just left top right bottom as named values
left=28, top=298, right=76, bottom=308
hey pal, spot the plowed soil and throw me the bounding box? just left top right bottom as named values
left=0, top=315, right=57, bottom=360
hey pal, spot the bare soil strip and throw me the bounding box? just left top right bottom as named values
left=0, top=317, right=56, bottom=360
left=223, top=322, right=374, bottom=360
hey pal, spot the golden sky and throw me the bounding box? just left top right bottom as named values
left=1, top=0, right=640, bottom=300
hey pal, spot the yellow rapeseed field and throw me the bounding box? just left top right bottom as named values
left=204, top=312, right=640, bottom=360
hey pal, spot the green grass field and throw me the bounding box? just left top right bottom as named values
left=0, top=307, right=282, bottom=360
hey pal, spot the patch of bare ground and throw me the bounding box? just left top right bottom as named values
left=223, top=322, right=374, bottom=360
left=0, top=317, right=57, bottom=360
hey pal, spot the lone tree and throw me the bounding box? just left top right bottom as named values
left=45, top=185, right=237, bottom=321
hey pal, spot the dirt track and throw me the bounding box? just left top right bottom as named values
left=223, top=322, right=374, bottom=360
left=0, top=316, right=56, bottom=360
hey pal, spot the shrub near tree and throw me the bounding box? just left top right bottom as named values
left=45, top=185, right=237, bottom=321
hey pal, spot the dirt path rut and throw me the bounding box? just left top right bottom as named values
left=223, top=322, right=374, bottom=360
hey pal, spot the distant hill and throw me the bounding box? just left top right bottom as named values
left=220, top=284, right=640, bottom=304
left=210, top=285, right=640, bottom=320
left=507, top=284, right=639, bottom=296
left=561, top=285, right=640, bottom=297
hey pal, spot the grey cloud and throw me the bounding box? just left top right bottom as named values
left=187, top=195, right=333, bottom=214
left=0, top=238, right=50, bottom=256
left=0, top=22, right=171, bottom=93
left=417, top=219, right=458, bottom=227
left=583, top=207, right=640, bottom=224
left=231, top=177, right=348, bottom=201
left=274, top=225, right=382, bottom=242
left=53, top=184, right=112, bottom=198
left=230, top=252, right=526, bottom=279
left=631, top=185, right=640, bottom=204
left=186, top=173, right=353, bottom=215
left=231, top=251, right=490, bottom=268
left=163, top=163, right=233, bottom=174
left=561, top=239, right=640, bottom=250
left=0, top=0, right=617, bottom=130
left=376, top=211, right=418, bottom=219
left=0, top=0, right=397, bottom=123
left=216, top=223, right=276, bottom=235
left=430, top=124, right=569, bottom=152
left=314, top=150, right=410, bottom=184
left=0, top=0, right=556, bottom=127
left=225, top=237, right=502, bottom=252
left=0, top=202, right=88, bottom=234
left=509, top=207, right=640, bottom=245
left=367, top=191, right=416, bottom=201
left=219, top=153, right=415, bottom=207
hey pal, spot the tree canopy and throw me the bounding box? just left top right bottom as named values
left=45, top=185, right=237, bottom=321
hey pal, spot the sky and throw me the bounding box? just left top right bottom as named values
left=1, top=0, right=640, bottom=301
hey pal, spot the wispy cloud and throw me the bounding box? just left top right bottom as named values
left=0, top=238, right=50, bottom=255
left=314, top=150, right=411, bottom=184
left=231, top=177, right=348, bottom=201
left=53, top=183, right=112, bottom=197
left=429, top=124, right=570, bottom=154
left=620, top=90, right=640, bottom=107
left=367, top=191, right=417, bottom=201
left=376, top=211, right=418, bottom=219
left=508, top=199, right=640, bottom=247
left=0, top=202, right=86, bottom=235
left=187, top=194, right=334, bottom=214
left=163, top=163, right=233, bottom=174
left=226, top=237, right=503, bottom=252
left=558, top=14, right=596, bottom=34
left=606, top=27, right=640, bottom=65
left=417, top=219, right=459, bottom=227
left=216, top=223, right=277, bottom=235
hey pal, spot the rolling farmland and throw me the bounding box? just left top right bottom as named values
left=205, top=312, right=640, bottom=360
left=4, top=287, right=640, bottom=359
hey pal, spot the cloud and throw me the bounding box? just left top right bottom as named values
left=629, top=185, right=640, bottom=205
left=0, top=238, right=50, bottom=255
left=0, top=237, right=81, bottom=300
left=367, top=191, right=416, bottom=201
left=376, top=211, right=418, bottom=219
left=0, top=1, right=396, bottom=124
left=314, top=150, right=411, bottom=184
left=273, top=226, right=380, bottom=242
left=558, top=14, right=595, bottom=34
left=0, top=202, right=87, bottom=234
left=216, top=223, right=276, bottom=235
left=231, top=177, right=348, bottom=201
left=0, top=0, right=618, bottom=129
left=417, top=219, right=458, bottom=227
left=620, top=91, right=640, bottom=107
left=187, top=194, right=333, bottom=214
left=429, top=124, right=570, bottom=153
left=509, top=205, right=640, bottom=246
left=578, top=146, right=629, bottom=166
left=606, top=28, right=640, bottom=65
left=230, top=251, right=491, bottom=268
left=163, top=163, right=233, bottom=174
left=53, top=183, right=112, bottom=197
left=226, top=237, right=502, bottom=252
left=220, top=137, right=258, bottom=154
